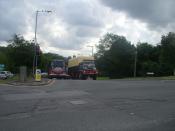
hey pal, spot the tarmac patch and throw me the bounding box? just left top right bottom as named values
left=69, top=100, right=87, bottom=105
left=2, top=90, right=89, bottom=101
left=0, top=112, right=31, bottom=120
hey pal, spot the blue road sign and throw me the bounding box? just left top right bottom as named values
left=0, top=64, right=5, bottom=71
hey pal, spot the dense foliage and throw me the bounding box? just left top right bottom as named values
left=95, top=33, right=135, bottom=78
left=0, top=34, right=64, bottom=74
left=1, top=32, right=175, bottom=78
left=96, top=32, right=175, bottom=78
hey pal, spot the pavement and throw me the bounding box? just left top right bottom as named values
left=0, top=79, right=175, bottom=131
left=6, top=78, right=53, bottom=86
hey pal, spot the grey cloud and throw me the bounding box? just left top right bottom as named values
left=0, top=0, right=105, bottom=51
left=54, top=0, right=104, bottom=27
left=37, top=24, right=84, bottom=50
left=101, top=0, right=175, bottom=29
left=52, top=39, right=82, bottom=50
left=33, top=0, right=105, bottom=50
left=0, top=0, right=32, bottom=41
left=46, top=34, right=84, bottom=50
left=75, top=26, right=102, bottom=37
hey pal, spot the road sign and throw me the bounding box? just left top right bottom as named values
left=0, top=64, right=5, bottom=71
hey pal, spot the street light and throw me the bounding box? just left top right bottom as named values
left=33, top=10, right=52, bottom=75
left=87, top=45, right=94, bottom=56
left=134, top=49, right=137, bottom=77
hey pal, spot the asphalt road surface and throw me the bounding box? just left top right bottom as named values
left=0, top=79, right=175, bottom=131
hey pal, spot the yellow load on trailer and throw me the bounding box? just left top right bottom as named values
left=68, top=56, right=94, bottom=68
left=67, top=56, right=97, bottom=80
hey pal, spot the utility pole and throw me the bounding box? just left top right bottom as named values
left=33, top=10, right=52, bottom=75
left=33, top=11, right=38, bottom=75
left=134, top=49, right=137, bottom=77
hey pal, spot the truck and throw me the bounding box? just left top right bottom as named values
left=48, top=59, right=70, bottom=79
left=68, top=56, right=98, bottom=80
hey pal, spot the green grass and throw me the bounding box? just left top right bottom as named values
left=97, top=77, right=110, bottom=80
left=0, top=79, right=7, bottom=84
left=97, top=76, right=175, bottom=80
left=0, top=75, right=19, bottom=84
left=121, top=76, right=175, bottom=80
left=160, top=76, right=175, bottom=80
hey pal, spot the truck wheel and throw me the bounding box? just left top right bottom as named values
left=79, top=73, right=83, bottom=80
left=48, top=76, right=52, bottom=79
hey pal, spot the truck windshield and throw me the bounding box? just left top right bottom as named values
left=81, top=61, right=96, bottom=70
left=51, top=61, right=64, bottom=68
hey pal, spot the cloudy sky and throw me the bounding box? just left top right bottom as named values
left=0, top=0, right=174, bottom=56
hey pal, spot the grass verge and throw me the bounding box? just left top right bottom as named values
left=97, top=76, right=175, bottom=80
left=125, top=76, right=175, bottom=80
left=0, top=75, right=19, bottom=84
left=97, top=77, right=110, bottom=80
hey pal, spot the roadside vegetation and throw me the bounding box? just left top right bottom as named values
left=97, top=76, right=175, bottom=80
left=97, top=77, right=110, bottom=80
left=1, top=32, right=175, bottom=80
left=0, top=34, right=64, bottom=75
left=95, top=32, right=175, bottom=79
left=123, top=76, right=175, bottom=80
left=0, top=75, right=18, bottom=84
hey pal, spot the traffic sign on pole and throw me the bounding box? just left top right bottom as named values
left=0, top=64, right=5, bottom=71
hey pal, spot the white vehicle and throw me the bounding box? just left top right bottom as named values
left=0, top=71, right=7, bottom=79
left=41, top=72, right=48, bottom=77
left=1, top=71, right=14, bottom=78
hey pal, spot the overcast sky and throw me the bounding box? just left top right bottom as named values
left=0, top=0, right=174, bottom=56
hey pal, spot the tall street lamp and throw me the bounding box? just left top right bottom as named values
left=87, top=45, right=94, bottom=56
left=33, top=10, right=52, bottom=75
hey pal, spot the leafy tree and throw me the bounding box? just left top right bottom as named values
left=160, top=32, right=175, bottom=75
left=7, top=34, right=35, bottom=73
left=0, top=47, right=8, bottom=66
left=39, top=53, right=64, bottom=71
left=96, top=33, right=135, bottom=78
left=137, top=42, right=160, bottom=76
left=0, top=34, right=65, bottom=74
left=137, top=43, right=156, bottom=62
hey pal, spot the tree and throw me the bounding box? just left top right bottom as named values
left=160, top=32, right=175, bottom=75
left=96, top=33, right=135, bottom=78
left=39, top=53, right=64, bottom=71
left=0, top=34, right=65, bottom=74
left=0, top=47, right=8, bottom=66
left=137, top=42, right=161, bottom=76
left=7, top=34, right=35, bottom=73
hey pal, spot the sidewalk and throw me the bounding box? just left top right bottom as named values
left=7, top=78, right=53, bottom=86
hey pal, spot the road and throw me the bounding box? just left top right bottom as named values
left=0, top=79, right=175, bottom=131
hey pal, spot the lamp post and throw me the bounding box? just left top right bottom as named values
left=134, top=49, right=137, bottom=77
left=33, top=10, right=52, bottom=75
left=87, top=45, right=94, bottom=56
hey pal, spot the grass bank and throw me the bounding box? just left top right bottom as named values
left=97, top=77, right=110, bottom=80
left=0, top=74, right=36, bottom=84
left=97, top=76, right=175, bottom=80
left=0, top=75, right=19, bottom=84
left=124, top=76, right=175, bottom=80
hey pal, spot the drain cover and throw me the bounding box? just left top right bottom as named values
left=70, top=100, right=87, bottom=105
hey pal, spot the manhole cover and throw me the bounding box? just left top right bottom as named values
left=70, top=100, right=87, bottom=105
